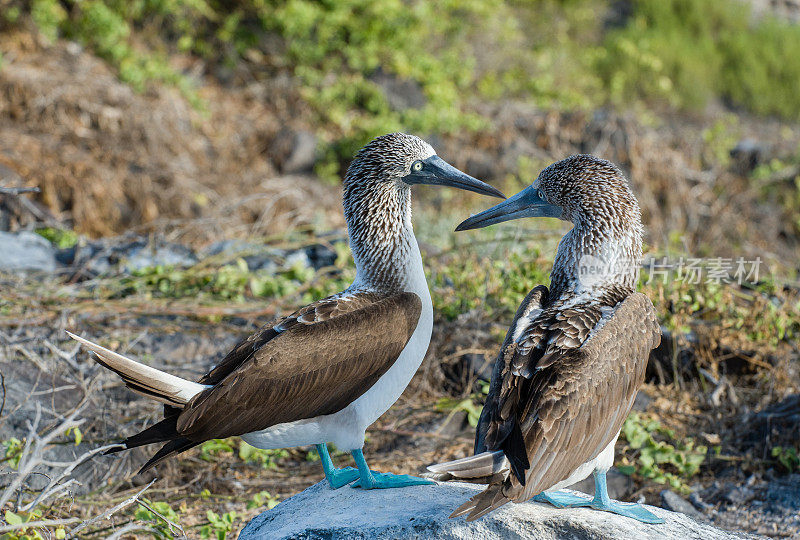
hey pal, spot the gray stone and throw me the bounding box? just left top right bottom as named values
left=661, top=490, right=707, bottom=521
left=283, top=130, right=318, bottom=174
left=240, top=481, right=756, bottom=539
left=724, top=485, right=756, bottom=505
left=0, top=231, right=56, bottom=272
left=122, top=242, right=197, bottom=272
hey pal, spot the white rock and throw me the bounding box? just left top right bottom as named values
left=0, top=231, right=56, bottom=272
left=240, top=481, right=756, bottom=540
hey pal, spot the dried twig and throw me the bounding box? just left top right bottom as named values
left=0, top=518, right=80, bottom=533
left=137, top=498, right=188, bottom=538
left=22, top=444, right=122, bottom=512
left=66, top=479, right=155, bottom=539
left=0, top=186, right=40, bottom=196
left=105, top=522, right=156, bottom=540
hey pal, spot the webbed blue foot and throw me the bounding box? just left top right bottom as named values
left=317, top=444, right=360, bottom=489
left=350, top=449, right=434, bottom=490
left=326, top=466, right=361, bottom=489
left=562, top=470, right=664, bottom=524
left=532, top=490, right=591, bottom=508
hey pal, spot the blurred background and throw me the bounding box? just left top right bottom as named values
left=0, top=0, right=798, bottom=538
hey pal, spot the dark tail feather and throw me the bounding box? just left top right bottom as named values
left=105, top=416, right=181, bottom=455
left=138, top=438, right=199, bottom=475
left=501, top=419, right=529, bottom=486
left=450, top=484, right=511, bottom=521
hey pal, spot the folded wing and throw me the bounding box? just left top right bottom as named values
left=450, top=292, right=660, bottom=520
left=176, top=291, right=422, bottom=440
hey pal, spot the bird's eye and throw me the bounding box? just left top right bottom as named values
left=412, top=161, right=423, bottom=172
left=537, top=189, right=546, bottom=199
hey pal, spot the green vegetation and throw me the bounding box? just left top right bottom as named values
left=2, top=436, right=23, bottom=469
left=200, top=509, right=237, bottom=540
left=34, top=227, right=78, bottom=249
left=135, top=499, right=184, bottom=539
left=771, top=446, right=800, bottom=472
left=246, top=491, right=280, bottom=510
left=617, top=412, right=707, bottom=493
left=436, top=381, right=489, bottom=427
left=134, top=497, right=249, bottom=539
left=2, top=508, right=65, bottom=540
left=108, top=255, right=352, bottom=304
left=428, top=250, right=551, bottom=321
left=200, top=437, right=289, bottom=471
left=9, top=0, right=800, bottom=177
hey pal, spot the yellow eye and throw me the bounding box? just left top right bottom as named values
left=412, top=161, right=423, bottom=172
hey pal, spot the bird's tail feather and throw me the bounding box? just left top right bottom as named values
left=137, top=438, right=199, bottom=475
left=67, top=331, right=207, bottom=406
left=105, top=416, right=180, bottom=455
left=424, top=451, right=508, bottom=484
left=450, top=484, right=510, bottom=521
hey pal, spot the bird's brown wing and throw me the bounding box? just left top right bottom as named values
left=456, top=292, right=660, bottom=520
left=175, top=291, right=422, bottom=441
left=475, top=285, right=548, bottom=454
left=501, top=293, right=659, bottom=498
left=196, top=292, right=385, bottom=386
left=481, top=288, right=618, bottom=478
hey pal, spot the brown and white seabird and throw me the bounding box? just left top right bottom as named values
left=426, top=154, right=663, bottom=523
left=68, top=132, right=504, bottom=490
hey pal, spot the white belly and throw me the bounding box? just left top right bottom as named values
left=545, top=432, right=618, bottom=492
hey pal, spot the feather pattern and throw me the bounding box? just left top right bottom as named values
left=69, top=133, right=454, bottom=473
left=431, top=155, right=662, bottom=521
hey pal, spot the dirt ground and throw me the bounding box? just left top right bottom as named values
left=1, top=31, right=799, bottom=539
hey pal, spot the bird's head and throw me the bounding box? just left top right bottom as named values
left=456, top=154, right=641, bottom=238
left=343, top=133, right=504, bottom=205
left=456, top=155, right=644, bottom=293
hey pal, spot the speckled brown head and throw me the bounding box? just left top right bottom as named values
left=343, top=133, right=504, bottom=291
left=457, top=154, right=644, bottom=294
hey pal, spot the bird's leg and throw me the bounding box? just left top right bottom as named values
left=532, top=490, right=591, bottom=508
left=350, top=449, right=434, bottom=489
left=560, top=470, right=665, bottom=524
left=317, top=444, right=359, bottom=489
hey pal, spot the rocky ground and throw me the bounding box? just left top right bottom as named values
left=1, top=12, right=799, bottom=537
left=0, top=229, right=797, bottom=538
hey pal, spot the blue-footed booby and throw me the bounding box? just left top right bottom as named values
left=68, top=132, right=504, bottom=491
left=426, top=155, right=663, bottom=523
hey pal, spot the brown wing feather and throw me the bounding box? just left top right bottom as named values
left=175, top=292, right=421, bottom=441
left=197, top=292, right=383, bottom=386
left=466, top=292, right=660, bottom=517
left=514, top=292, right=660, bottom=500
left=475, top=285, right=548, bottom=454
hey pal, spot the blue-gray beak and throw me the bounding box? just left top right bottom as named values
left=404, top=156, right=505, bottom=199
left=455, top=185, right=562, bottom=231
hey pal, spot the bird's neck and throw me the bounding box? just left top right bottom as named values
left=344, top=185, right=425, bottom=295
left=549, top=220, right=642, bottom=300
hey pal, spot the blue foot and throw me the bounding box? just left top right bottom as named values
left=317, top=444, right=360, bottom=489
left=350, top=449, right=434, bottom=490
left=563, top=470, right=664, bottom=524
left=532, top=490, right=591, bottom=508
left=351, top=471, right=434, bottom=489
left=326, top=466, right=361, bottom=489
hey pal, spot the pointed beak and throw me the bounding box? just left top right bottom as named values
left=455, top=185, right=562, bottom=231
left=404, top=155, right=505, bottom=199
